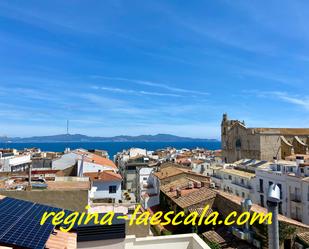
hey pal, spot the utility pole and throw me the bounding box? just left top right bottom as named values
left=66, top=120, right=69, bottom=135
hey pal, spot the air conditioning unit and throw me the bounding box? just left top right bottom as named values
left=210, top=182, right=216, bottom=189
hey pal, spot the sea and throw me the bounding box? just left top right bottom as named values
left=0, top=141, right=221, bottom=158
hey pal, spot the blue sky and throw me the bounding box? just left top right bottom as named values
left=0, top=0, right=309, bottom=138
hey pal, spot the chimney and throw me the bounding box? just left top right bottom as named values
left=196, top=181, right=202, bottom=188
left=97, top=170, right=101, bottom=179
left=296, top=156, right=304, bottom=167
left=188, top=181, right=194, bottom=189
left=78, top=154, right=84, bottom=177
left=291, top=147, right=295, bottom=155
left=176, top=188, right=182, bottom=198
left=273, top=156, right=277, bottom=164
left=296, top=156, right=304, bottom=176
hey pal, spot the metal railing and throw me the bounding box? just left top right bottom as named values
left=232, top=181, right=252, bottom=189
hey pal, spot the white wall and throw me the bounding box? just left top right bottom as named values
left=139, top=167, right=160, bottom=208
left=52, top=153, right=78, bottom=170
left=78, top=234, right=210, bottom=249
left=92, top=180, right=122, bottom=201
left=0, top=155, right=31, bottom=172
left=78, top=160, right=115, bottom=174
left=301, top=180, right=309, bottom=224
left=125, top=234, right=210, bottom=249
left=129, top=148, right=147, bottom=158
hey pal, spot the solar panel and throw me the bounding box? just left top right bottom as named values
left=27, top=203, right=62, bottom=221
left=241, top=159, right=254, bottom=165
left=0, top=197, right=127, bottom=246
left=0, top=215, right=54, bottom=249
left=0, top=197, right=34, bottom=217
left=0, top=197, right=56, bottom=249
left=254, top=160, right=268, bottom=167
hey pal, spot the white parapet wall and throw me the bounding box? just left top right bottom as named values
left=125, top=234, right=210, bottom=249
left=78, top=234, right=210, bottom=249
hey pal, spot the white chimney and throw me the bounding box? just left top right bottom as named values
left=196, top=181, right=202, bottom=188
left=78, top=154, right=85, bottom=177
left=296, top=156, right=304, bottom=167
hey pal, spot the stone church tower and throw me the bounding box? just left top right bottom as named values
left=221, top=113, right=309, bottom=163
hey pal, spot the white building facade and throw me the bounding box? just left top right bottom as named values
left=0, top=154, right=31, bottom=172
left=254, top=159, right=309, bottom=224
left=138, top=167, right=160, bottom=209
left=211, top=167, right=255, bottom=200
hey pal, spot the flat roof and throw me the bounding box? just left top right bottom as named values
left=47, top=181, right=90, bottom=190
left=220, top=168, right=255, bottom=178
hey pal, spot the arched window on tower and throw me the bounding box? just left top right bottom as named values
left=236, top=139, right=242, bottom=150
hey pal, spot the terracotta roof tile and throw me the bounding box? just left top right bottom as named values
left=153, top=166, right=188, bottom=180
left=84, top=171, right=122, bottom=182
left=202, top=230, right=226, bottom=244
left=217, top=190, right=309, bottom=229
left=297, top=232, right=309, bottom=245
left=47, top=181, right=90, bottom=190
left=188, top=206, right=213, bottom=217
left=75, top=150, right=117, bottom=169
left=161, top=178, right=216, bottom=209
left=46, top=229, right=77, bottom=249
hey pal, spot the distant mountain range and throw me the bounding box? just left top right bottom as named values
left=0, top=134, right=219, bottom=143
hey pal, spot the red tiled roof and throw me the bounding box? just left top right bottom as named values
left=202, top=230, right=226, bottom=244
left=74, top=150, right=117, bottom=169
left=84, top=171, right=122, bottom=182
left=217, top=190, right=309, bottom=229
left=46, top=229, right=77, bottom=249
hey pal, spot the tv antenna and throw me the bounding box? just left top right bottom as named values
left=66, top=120, right=70, bottom=135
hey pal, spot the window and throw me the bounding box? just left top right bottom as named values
left=242, top=192, right=245, bottom=198
left=143, top=177, right=147, bottom=180
left=109, top=185, right=117, bottom=193
left=260, top=195, right=264, bottom=207
left=259, top=179, right=264, bottom=193
left=235, top=139, right=241, bottom=149
left=228, top=175, right=232, bottom=180
left=277, top=184, right=282, bottom=199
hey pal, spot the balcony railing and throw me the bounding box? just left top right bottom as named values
left=232, top=181, right=252, bottom=189
left=290, top=194, right=302, bottom=203
left=212, top=175, right=222, bottom=180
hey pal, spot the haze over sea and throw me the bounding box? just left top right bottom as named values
left=0, top=141, right=221, bottom=158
